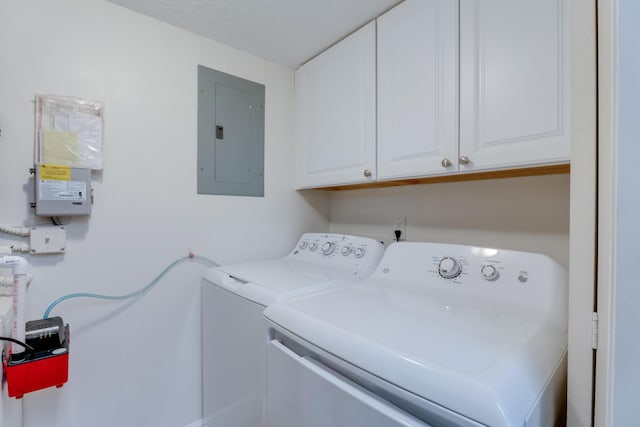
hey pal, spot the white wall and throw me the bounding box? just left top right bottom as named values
left=328, top=174, right=570, bottom=269
left=612, top=0, right=640, bottom=423
left=0, top=1, right=328, bottom=426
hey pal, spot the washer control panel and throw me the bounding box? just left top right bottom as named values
left=289, top=233, right=385, bottom=277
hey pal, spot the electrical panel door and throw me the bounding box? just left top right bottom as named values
left=198, top=65, right=265, bottom=197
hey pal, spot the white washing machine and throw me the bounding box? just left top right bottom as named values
left=201, top=233, right=384, bottom=427
left=264, top=241, right=568, bottom=427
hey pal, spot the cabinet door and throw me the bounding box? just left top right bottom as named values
left=459, top=0, right=570, bottom=172
left=295, top=22, right=376, bottom=189
left=377, top=0, right=459, bottom=180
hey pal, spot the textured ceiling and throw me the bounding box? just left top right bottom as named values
left=104, top=0, right=403, bottom=68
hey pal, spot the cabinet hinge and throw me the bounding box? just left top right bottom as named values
left=592, top=312, right=599, bottom=350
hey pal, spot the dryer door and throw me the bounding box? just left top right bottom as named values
left=266, top=340, right=429, bottom=427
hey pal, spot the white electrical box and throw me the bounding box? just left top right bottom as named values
left=34, top=164, right=91, bottom=216
left=29, top=225, right=66, bottom=254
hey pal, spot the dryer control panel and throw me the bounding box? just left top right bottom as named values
left=373, top=241, right=568, bottom=319
left=288, top=233, right=384, bottom=277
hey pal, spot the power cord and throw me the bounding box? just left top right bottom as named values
left=0, top=337, right=34, bottom=352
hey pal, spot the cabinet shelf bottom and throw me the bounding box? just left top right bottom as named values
left=307, top=163, right=570, bottom=191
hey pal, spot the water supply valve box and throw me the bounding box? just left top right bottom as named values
left=4, top=316, right=70, bottom=398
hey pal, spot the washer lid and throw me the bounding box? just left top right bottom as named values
left=202, top=259, right=356, bottom=305
left=264, top=278, right=567, bottom=427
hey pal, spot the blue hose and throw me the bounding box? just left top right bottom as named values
left=43, top=254, right=219, bottom=319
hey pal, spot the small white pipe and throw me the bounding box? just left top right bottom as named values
left=12, top=274, right=26, bottom=354
left=0, top=226, right=30, bottom=237
left=0, top=256, right=28, bottom=354
left=0, top=257, right=27, bottom=276
left=0, top=273, right=33, bottom=287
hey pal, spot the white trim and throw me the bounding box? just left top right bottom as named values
left=595, top=0, right=619, bottom=425
left=567, top=0, right=598, bottom=426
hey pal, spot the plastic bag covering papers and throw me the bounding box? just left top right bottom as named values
left=35, top=95, right=104, bottom=170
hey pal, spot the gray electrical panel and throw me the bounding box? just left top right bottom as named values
left=197, top=65, right=265, bottom=197
left=34, top=164, right=91, bottom=216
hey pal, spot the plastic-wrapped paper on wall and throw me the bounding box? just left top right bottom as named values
left=35, top=95, right=104, bottom=170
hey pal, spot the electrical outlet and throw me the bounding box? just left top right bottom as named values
left=392, top=216, right=406, bottom=242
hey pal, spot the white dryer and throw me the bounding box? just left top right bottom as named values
left=264, top=242, right=568, bottom=427
left=201, top=233, right=384, bottom=427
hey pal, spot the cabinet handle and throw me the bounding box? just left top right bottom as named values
left=458, top=156, right=471, bottom=165
left=363, top=169, right=372, bottom=178
left=441, top=159, right=452, bottom=168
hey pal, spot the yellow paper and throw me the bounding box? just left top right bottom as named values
left=39, top=164, right=71, bottom=181
left=42, top=130, right=79, bottom=166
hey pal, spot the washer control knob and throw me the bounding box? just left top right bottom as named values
left=321, top=242, right=335, bottom=255
left=341, top=246, right=352, bottom=256
left=309, top=242, right=319, bottom=252
left=298, top=241, right=308, bottom=250
left=353, top=247, right=366, bottom=258
left=438, top=257, right=462, bottom=279
left=481, top=264, right=499, bottom=281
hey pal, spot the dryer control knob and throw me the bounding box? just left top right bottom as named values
left=481, top=264, right=499, bottom=281
left=309, top=242, right=319, bottom=251
left=341, top=246, right=352, bottom=256
left=438, top=257, right=462, bottom=279
left=321, top=242, right=335, bottom=255
left=353, top=247, right=366, bottom=258
left=299, top=241, right=308, bottom=250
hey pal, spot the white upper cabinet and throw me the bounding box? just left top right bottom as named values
left=377, top=0, right=459, bottom=180
left=294, top=0, right=570, bottom=188
left=459, top=0, right=570, bottom=172
left=294, top=22, right=376, bottom=189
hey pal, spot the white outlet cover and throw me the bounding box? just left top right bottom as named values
left=30, top=225, right=66, bottom=254
left=392, top=216, right=406, bottom=241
